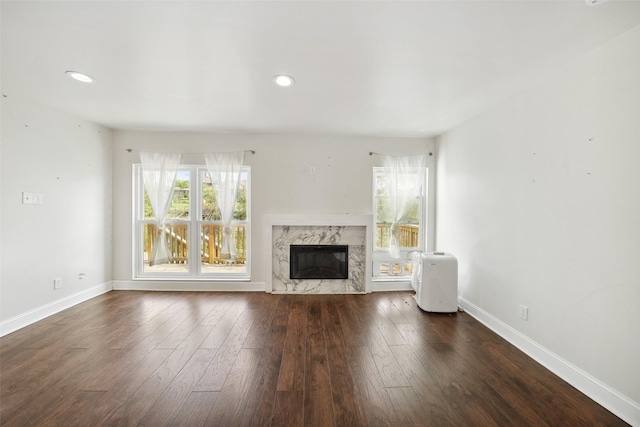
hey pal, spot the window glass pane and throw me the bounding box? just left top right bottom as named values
left=404, top=262, right=413, bottom=275
left=144, top=169, right=190, bottom=220
left=201, top=171, right=248, bottom=221
left=376, top=198, right=391, bottom=223
left=200, top=224, right=247, bottom=274
left=377, top=262, right=406, bottom=276
left=375, top=224, right=420, bottom=249
left=379, top=262, right=389, bottom=276
left=168, top=170, right=190, bottom=219
left=391, top=262, right=403, bottom=275
left=376, top=224, right=391, bottom=249
left=375, top=199, right=420, bottom=249
left=375, top=199, right=419, bottom=224
left=142, top=223, right=189, bottom=273
left=375, top=173, right=388, bottom=196
left=143, top=191, right=154, bottom=220
left=201, top=172, right=221, bottom=220
left=376, top=170, right=423, bottom=195
left=375, top=261, right=414, bottom=278
left=234, top=175, right=248, bottom=221
left=404, top=199, right=420, bottom=224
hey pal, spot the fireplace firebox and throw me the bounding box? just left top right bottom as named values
left=290, top=245, right=348, bottom=280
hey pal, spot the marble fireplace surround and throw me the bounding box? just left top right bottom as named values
left=264, top=214, right=373, bottom=294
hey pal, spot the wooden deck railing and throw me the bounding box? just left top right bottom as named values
left=146, top=223, right=416, bottom=265
left=146, top=224, right=246, bottom=266
left=376, top=223, right=419, bottom=249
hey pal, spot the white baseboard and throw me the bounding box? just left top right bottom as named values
left=112, top=280, right=266, bottom=292
left=115, top=280, right=409, bottom=293
left=0, top=281, right=113, bottom=337
left=458, top=297, right=640, bottom=426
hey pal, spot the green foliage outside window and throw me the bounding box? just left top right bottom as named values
left=144, top=176, right=247, bottom=222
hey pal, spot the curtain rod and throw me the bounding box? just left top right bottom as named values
left=125, top=149, right=255, bottom=155
left=370, top=151, right=433, bottom=156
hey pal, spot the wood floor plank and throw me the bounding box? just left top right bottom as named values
left=276, top=303, right=307, bottom=392
left=194, top=306, right=255, bottom=391
left=138, top=348, right=217, bottom=426
left=108, top=299, right=197, bottom=351
left=0, top=291, right=628, bottom=427
left=99, top=325, right=214, bottom=425
left=79, top=309, right=199, bottom=391
left=272, top=390, right=305, bottom=427
left=70, top=348, right=173, bottom=425
left=199, top=294, right=234, bottom=325
left=335, top=295, right=368, bottom=347
left=204, top=348, right=265, bottom=426
left=344, top=294, right=411, bottom=388
left=241, top=294, right=280, bottom=349
left=303, top=297, right=335, bottom=427
left=478, top=339, right=627, bottom=426
left=386, top=386, right=438, bottom=427
left=345, top=345, right=401, bottom=426
left=0, top=348, right=93, bottom=426
left=198, top=298, right=248, bottom=349
left=322, top=297, right=367, bottom=426
left=37, top=390, right=107, bottom=427
left=389, top=344, right=473, bottom=426
left=170, top=391, right=220, bottom=427
left=243, top=296, right=292, bottom=426
left=376, top=293, right=411, bottom=325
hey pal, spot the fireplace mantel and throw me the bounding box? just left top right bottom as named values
left=264, top=214, right=373, bottom=293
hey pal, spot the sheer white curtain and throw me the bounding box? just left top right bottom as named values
left=383, top=154, right=426, bottom=258
left=140, top=151, right=182, bottom=266
left=205, top=151, right=245, bottom=260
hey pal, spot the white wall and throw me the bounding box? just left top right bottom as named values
left=112, top=131, right=436, bottom=286
left=0, top=95, right=113, bottom=330
left=436, top=25, right=640, bottom=422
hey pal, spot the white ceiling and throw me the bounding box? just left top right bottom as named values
left=2, top=1, right=640, bottom=137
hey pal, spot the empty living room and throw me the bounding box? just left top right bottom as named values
left=1, top=1, right=639, bottom=426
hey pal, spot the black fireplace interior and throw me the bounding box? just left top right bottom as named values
left=290, top=245, right=348, bottom=280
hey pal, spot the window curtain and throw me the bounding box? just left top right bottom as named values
left=383, top=154, right=426, bottom=259
left=140, top=151, right=182, bottom=266
left=205, top=151, right=245, bottom=260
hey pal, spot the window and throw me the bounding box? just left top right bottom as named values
left=134, top=164, right=250, bottom=280
left=372, top=166, right=427, bottom=279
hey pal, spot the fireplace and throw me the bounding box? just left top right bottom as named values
left=290, top=245, right=348, bottom=280
left=267, top=215, right=372, bottom=294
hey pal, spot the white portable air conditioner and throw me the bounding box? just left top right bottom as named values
left=415, top=252, right=458, bottom=313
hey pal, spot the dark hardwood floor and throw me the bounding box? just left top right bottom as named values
left=0, top=291, right=626, bottom=426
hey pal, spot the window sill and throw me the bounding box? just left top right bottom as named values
left=372, top=276, right=411, bottom=282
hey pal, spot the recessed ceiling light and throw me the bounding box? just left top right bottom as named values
left=65, top=71, right=94, bottom=83
left=273, top=74, right=295, bottom=87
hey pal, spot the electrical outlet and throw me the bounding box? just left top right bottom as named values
left=54, top=278, right=62, bottom=290
left=519, top=305, right=528, bottom=321
left=22, top=192, right=43, bottom=204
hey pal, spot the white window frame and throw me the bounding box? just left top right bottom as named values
left=372, top=166, right=427, bottom=280
left=132, top=164, right=251, bottom=281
